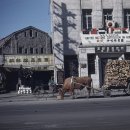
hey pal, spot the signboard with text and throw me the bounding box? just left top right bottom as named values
left=95, top=46, right=126, bottom=53
left=80, top=32, right=130, bottom=45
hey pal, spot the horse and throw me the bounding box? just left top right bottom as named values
left=59, top=76, right=93, bottom=99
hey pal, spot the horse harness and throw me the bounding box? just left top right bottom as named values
left=70, top=76, right=86, bottom=90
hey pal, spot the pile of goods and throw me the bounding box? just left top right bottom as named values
left=104, top=60, right=130, bottom=87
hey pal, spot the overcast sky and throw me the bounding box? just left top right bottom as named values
left=0, top=0, right=51, bottom=38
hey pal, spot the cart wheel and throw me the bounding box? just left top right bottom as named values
left=125, top=82, right=130, bottom=95
left=103, top=89, right=111, bottom=97
left=104, top=90, right=111, bottom=97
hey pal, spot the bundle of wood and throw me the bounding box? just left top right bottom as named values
left=104, top=60, right=130, bottom=87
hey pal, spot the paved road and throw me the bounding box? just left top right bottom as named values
left=0, top=95, right=130, bottom=130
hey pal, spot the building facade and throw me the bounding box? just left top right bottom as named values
left=0, top=26, right=53, bottom=91
left=50, top=0, right=130, bottom=88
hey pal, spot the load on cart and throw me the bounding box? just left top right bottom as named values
left=103, top=60, right=130, bottom=97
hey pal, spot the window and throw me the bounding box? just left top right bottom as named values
left=124, top=9, right=130, bottom=29
left=19, top=47, right=22, bottom=54
left=88, top=54, right=96, bottom=75
left=30, top=48, right=33, bottom=54
left=25, top=48, right=27, bottom=54
left=24, top=32, right=27, bottom=37
left=36, top=48, right=38, bottom=54
left=15, top=34, right=18, bottom=40
left=82, top=9, right=92, bottom=30
left=30, top=30, right=33, bottom=37
left=35, top=32, right=38, bottom=37
left=103, top=9, right=113, bottom=28
left=41, top=48, right=43, bottom=54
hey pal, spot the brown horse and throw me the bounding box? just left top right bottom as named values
left=59, top=76, right=93, bottom=99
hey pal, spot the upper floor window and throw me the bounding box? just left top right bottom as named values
left=103, top=9, right=113, bottom=28
left=36, top=48, right=38, bottom=54
left=19, top=47, right=22, bottom=54
left=30, top=30, right=33, bottom=37
left=35, top=32, right=38, bottom=37
left=30, top=48, right=33, bottom=54
left=24, top=32, right=27, bottom=37
left=15, top=34, right=18, bottom=40
left=25, top=48, right=27, bottom=54
left=41, top=48, right=43, bottom=54
left=124, top=9, right=130, bottom=29
left=82, top=9, right=92, bottom=30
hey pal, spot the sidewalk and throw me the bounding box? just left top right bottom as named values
left=0, top=91, right=58, bottom=103
left=0, top=89, right=128, bottom=104
left=0, top=90, right=103, bottom=103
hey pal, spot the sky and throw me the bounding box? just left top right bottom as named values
left=0, top=0, right=51, bottom=39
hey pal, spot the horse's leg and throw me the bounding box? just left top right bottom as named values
left=58, top=88, right=64, bottom=100
left=74, top=89, right=78, bottom=99
left=91, top=81, right=94, bottom=94
left=70, top=89, right=75, bottom=99
left=87, top=86, right=91, bottom=98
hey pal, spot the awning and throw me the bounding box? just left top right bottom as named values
left=2, top=64, right=54, bottom=71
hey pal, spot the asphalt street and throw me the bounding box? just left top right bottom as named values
left=0, top=92, right=130, bottom=130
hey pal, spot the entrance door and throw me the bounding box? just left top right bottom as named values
left=6, top=71, right=18, bottom=92
left=64, top=55, right=78, bottom=78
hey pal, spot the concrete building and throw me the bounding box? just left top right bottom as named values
left=50, top=0, right=130, bottom=88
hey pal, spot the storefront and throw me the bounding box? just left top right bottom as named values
left=79, top=29, right=130, bottom=88
left=2, top=54, right=54, bottom=91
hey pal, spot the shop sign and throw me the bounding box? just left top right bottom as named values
left=95, top=46, right=126, bottom=53
left=81, top=32, right=130, bottom=45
